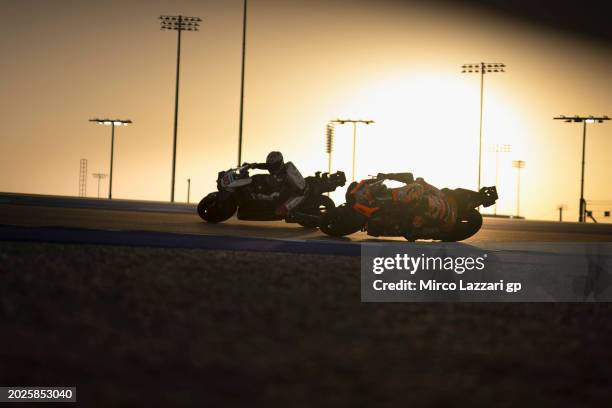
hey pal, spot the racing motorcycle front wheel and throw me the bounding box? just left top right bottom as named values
left=197, top=192, right=237, bottom=223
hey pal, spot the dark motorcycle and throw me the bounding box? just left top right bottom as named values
left=319, top=175, right=498, bottom=241
left=197, top=164, right=346, bottom=228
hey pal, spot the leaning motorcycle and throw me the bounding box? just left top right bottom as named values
left=197, top=165, right=346, bottom=228
left=319, top=175, right=498, bottom=241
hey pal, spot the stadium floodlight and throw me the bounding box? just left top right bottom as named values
left=92, top=173, right=108, bottom=199
left=89, top=118, right=132, bottom=199
left=554, top=114, right=610, bottom=222
left=461, top=62, right=506, bottom=190
left=159, top=14, right=202, bottom=202
left=489, top=143, right=512, bottom=215
left=330, top=119, right=375, bottom=181
left=512, top=160, right=525, bottom=218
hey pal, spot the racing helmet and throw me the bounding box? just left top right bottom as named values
left=266, top=151, right=284, bottom=174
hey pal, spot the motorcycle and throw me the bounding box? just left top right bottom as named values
left=197, top=164, right=346, bottom=228
left=319, top=174, right=498, bottom=241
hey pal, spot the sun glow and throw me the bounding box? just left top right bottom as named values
left=324, top=69, right=531, bottom=208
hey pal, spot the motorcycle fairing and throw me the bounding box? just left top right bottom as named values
left=219, top=170, right=253, bottom=190
left=226, top=178, right=252, bottom=189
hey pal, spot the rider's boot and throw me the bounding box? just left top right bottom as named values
left=451, top=187, right=497, bottom=209
left=479, top=186, right=498, bottom=208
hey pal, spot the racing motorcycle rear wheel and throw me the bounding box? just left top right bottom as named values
left=319, top=205, right=365, bottom=237
left=295, top=195, right=336, bottom=228
left=197, top=192, right=237, bottom=223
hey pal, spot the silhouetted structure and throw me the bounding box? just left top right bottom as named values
left=557, top=204, right=567, bottom=222
left=330, top=119, right=374, bottom=182
left=92, top=173, right=108, bottom=199
left=490, top=143, right=511, bottom=215
left=325, top=123, right=335, bottom=174
left=554, top=115, right=610, bottom=222
left=512, top=160, right=525, bottom=218
left=237, top=0, right=248, bottom=166
left=585, top=200, right=612, bottom=223
left=187, top=178, right=191, bottom=203
left=160, top=14, right=202, bottom=202
left=89, top=118, right=132, bottom=199
left=461, top=62, right=506, bottom=190
left=79, top=159, right=88, bottom=197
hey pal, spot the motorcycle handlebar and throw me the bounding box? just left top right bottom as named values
left=236, top=164, right=251, bottom=172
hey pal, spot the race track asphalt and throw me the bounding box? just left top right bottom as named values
left=1, top=192, right=611, bottom=247
left=2, top=193, right=612, bottom=406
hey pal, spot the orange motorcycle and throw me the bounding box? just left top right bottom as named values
left=319, top=173, right=497, bottom=241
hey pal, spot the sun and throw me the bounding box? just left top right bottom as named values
left=327, top=69, right=530, bottom=198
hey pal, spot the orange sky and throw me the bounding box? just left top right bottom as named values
left=1, top=0, right=611, bottom=222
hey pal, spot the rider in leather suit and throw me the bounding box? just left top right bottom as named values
left=373, top=172, right=457, bottom=238
left=245, top=151, right=306, bottom=216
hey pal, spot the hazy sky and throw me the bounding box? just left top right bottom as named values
left=1, top=0, right=611, bottom=222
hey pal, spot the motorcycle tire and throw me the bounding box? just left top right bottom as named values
left=440, top=208, right=483, bottom=242
left=319, top=206, right=365, bottom=237
left=197, top=192, right=237, bottom=223
left=296, top=195, right=336, bottom=228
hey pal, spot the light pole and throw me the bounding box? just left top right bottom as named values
left=489, top=143, right=511, bottom=215
left=237, top=0, right=248, bottom=166
left=557, top=204, right=567, bottom=222
left=512, top=160, right=525, bottom=218
left=89, top=118, right=132, bottom=199
left=160, top=14, right=202, bottom=202
left=461, top=62, right=506, bottom=190
left=330, top=119, right=374, bottom=181
left=92, top=173, right=108, bottom=199
left=187, top=178, right=191, bottom=203
left=553, top=115, right=610, bottom=222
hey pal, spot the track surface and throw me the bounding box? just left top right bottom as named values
left=2, top=193, right=612, bottom=406
left=1, top=194, right=611, bottom=246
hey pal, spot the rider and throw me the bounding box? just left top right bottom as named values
left=374, top=172, right=457, bottom=239
left=244, top=151, right=306, bottom=216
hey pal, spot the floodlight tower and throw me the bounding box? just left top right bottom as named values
left=92, top=173, right=108, bottom=199
left=237, top=0, right=248, bottom=166
left=553, top=115, right=610, bottom=222
left=89, top=118, right=132, bottom=199
left=330, top=119, right=374, bottom=181
left=512, top=160, right=525, bottom=218
left=461, top=62, right=506, bottom=190
left=160, top=14, right=202, bottom=202
left=489, top=143, right=511, bottom=215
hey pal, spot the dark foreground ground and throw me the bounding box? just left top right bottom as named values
left=2, top=242, right=612, bottom=407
